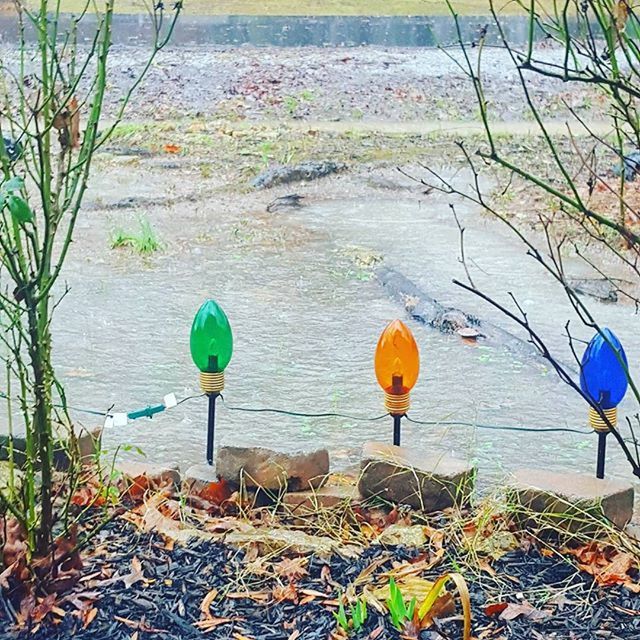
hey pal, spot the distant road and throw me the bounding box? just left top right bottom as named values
left=21, top=0, right=556, bottom=16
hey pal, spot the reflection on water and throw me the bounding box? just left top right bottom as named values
left=0, top=14, right=554, bottom=47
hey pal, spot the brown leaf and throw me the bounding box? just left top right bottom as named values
left=275, top=557, right=308, bottom=582
left=52, top=96, right=80, bottom=149
left=122, top=556, right=145, bottom=589
left=193, top=616, right=237, bottom=631
left=419, top=593, right=455, bottom=627
left=272, top=582, right=298, bottom=604
left=485, top=602, right=508, bottom=617
left=500, top=602, right=550, bottom=622
left=196, top=478, right=232, bottom=506
left=596, top=552, right=635, bottom=588
left=113, top=616, right=167, bottom=633
left=200, top=588, right=219, bottom=619
left=570, top=544, right=639, bottom=591
left=82, top=607, right=98, bottom=629
left=31, top=594, right=57, bottom=624
left=368, top=626, right=384, bottom=640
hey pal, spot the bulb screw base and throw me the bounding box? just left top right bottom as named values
left=200, top=371, right=225, bottom=395
left=589, top=406, right=617, bottom=433
left=384, top=391, right=410, bottom=416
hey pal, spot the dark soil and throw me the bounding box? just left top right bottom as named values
left=2, top=518, right=640, bottom=640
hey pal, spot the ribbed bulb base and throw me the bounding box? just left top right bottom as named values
left=384, top=391, right=410, bottom=416
left=200, top=371, right=225, bottom=395
left=589, top=406, right=617, bottom=433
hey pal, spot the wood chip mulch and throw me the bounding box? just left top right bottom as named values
left=2, top=516, right=640, bottom=640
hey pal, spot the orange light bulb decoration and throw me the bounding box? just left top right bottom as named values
left=374, top=319, right=420, bottom=446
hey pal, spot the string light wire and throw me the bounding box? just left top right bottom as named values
left=3, top=388, right=639, bottom=444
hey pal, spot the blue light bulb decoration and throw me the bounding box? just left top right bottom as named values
left=580, top=327, right=628, bottom=433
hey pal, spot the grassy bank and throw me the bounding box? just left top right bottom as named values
left=41, top=0, right=555, bottom=17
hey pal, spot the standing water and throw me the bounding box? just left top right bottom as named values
left=39, top=162, right=640, bottom=493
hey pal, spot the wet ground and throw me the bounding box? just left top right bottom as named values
left=42, top=149, right=639, bottom=493
left=0, top=40, right=599, bottom=124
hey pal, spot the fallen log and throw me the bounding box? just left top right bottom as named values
left=252, top=161, right=346, bottom=189
left=376, top=266, right=559, bottom=368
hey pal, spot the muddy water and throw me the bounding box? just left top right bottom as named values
left=292, top=190, right=640, bottom=486
left=40, top=163, right=639, bottom=491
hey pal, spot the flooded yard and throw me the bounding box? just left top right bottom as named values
left=46, top=154, right=640, bottom=491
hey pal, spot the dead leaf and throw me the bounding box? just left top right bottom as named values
left=367, top=626, right=384, bottom=640
left=373, top=575, right=436, bottom=603
left=275, top=557, right=308, bottom=582
left=163, top=144, right=181, bottom=154
left=597, top=552, right=636, bottom=588
left=569, top=544, right=640, bottom=592
left=196, top=478, right=232, bottom=506
left=82, top=607, right=98, bottom=629
left=272, top=582, right=298, bottom=604
left=194, top=615, right=238, bottom=631
left=200, top=588, right=219, bottom=618
left=31, top=594, right=57, bottom=624
left=485, top=602, right=509, bottom=617
left=113, top=616, right=167, bottom=633
left=420, top=592, right=456, bottom=626
left=122, top=557, right=145, bottom=589
left=500, top=602, right=550, bottom=622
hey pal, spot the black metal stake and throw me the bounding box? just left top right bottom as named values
left=596, top=431, right=607, bottom=479
left=393, top=414, right=402, bottom=447
left=206, top=393, right=218, bottom=466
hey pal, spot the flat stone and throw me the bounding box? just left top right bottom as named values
left=117, top=461, right=181, bottom=490
left=626, top=521, right=640, bottom=541
left=283, top=484, right=361, bottom=511
left=216, top=446, right=329, bottom=492
left=508, top=468, right=634, bottom=534
left=77, top=426, right=103, bottom=463
left=183, top=463, right=219, bottom=492
left=358, top=442, right=475, bottom=512
left=182, top=463, right=234, bottom=505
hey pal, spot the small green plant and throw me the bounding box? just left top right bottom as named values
left=200, top=162, right=213, bottom=179
left=258, top=141, right=274, bottom=167
left=387, top=578, right=416, bottom=631
left=111, top=217, right=162, bottom=255
left=383, top=574, right=471, bottom=640
left=334, top=597, right=368, bottom=635
left=283, top=95, right=299, bottom=116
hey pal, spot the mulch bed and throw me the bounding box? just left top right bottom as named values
left=2, top=515, right=640, bottom=640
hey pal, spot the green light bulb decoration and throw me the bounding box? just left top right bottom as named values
left=190, top=299, right=233, bottom=465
